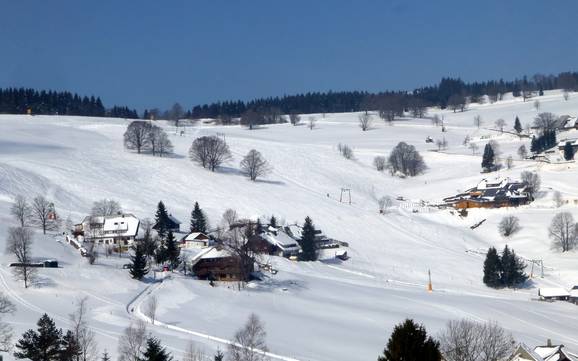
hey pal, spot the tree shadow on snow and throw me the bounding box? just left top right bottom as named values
left=248, top=278, right=307, bottom=293
left=254, top=179, right=285, bottom=186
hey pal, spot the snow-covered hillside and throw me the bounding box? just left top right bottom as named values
left=1, top=90, right=578, bottom=360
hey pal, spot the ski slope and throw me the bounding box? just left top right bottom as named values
left=0, top=90, right=578, bottom=359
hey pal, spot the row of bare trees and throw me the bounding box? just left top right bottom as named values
left=11, top=195, right=59, bottom=234
left=189, top=136, right=272, bottom=181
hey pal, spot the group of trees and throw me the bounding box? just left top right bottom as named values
left=377, top=318, right=515, bottom=361
left=530, top=130, right=556, bottom=154
left=189, top=136, right=272, bottom=181
left=483, top=246, right=527, bottom=288
left=0, top=87, right=138, bottom=118
left=186, top=72, right=578, bottom=122
left=11, top=195, right=60, bottom=235
left=15, top=298, right=97, bottom=361
left=123, top=121, right=174, bottom=156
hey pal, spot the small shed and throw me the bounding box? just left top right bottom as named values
left=181, top=232, right=210, bottom=248
left=538, top=288, right=570, bottom=301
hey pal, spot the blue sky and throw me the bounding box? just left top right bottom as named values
left=1, top=0, right=577, bottom=111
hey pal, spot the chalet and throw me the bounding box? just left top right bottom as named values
left=192, top=247, right=253, bottom=282
left=76, top=214, right=140, bottom=246
left=509, top=342, right=578, bottom=361
left=153, top=214, right=181, bottom=233
left=180, top=232, right=210, bottom=248
left=284, top=224, right=343, bottom=249
left=248, top=231, right=301, bottom=258
left=538, top=287, right=570, bottom=301
left=444, top=177, right=531, bottom=209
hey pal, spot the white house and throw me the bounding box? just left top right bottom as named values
left=78, top=214, right=140, bottom=246
left=180, top=232, right=210, bottom=248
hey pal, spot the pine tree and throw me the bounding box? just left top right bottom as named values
left=60, top=330, right=81, bottom=361
left=14, top=314, right=63, bottom=361
left=190, top=202, right=207, bottom=233
left=564, top=142, right=575, bottom=161
left=130, top=245, right=149, bottom=280
left=155, top=201, right=169, bottom=239
left=214, top=350, right=225, bottom=361
left=165, top=231, right=180, bottom=270
left=530, top=136, right=538, bottom=153
left=142, top=337, right=173, bottom=361
left=514, top=116, right=522, bottom=134
left=256, top=219, right=264, bottom=234
left=501, top=245, right=527, bottom=287
left=378, top=319, right=441, bottom=361
left=481, top=143, right=495, bottom=171
left=299, top=217, right=317, bottom=261
left=269, top=215, right=277, bottom=228
left=102, top=350, right=111, bottom=361
left=483, top=247, right=502, bottom=288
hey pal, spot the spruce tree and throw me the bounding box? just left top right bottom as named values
left=514, top=116, right=522, bottom=134
left=299, top=217, right=317, bottom=261
left=256, top=219, right=264, bottom=234
left=190, top=202, right=207, bottom=233
left=14, top=314, right=63, bottom=361
left=130, top=245, right=149, bottom=280
left=269, top=215, right=277, bottom=228
left=214, top=350, right=225, bottom=361
left=564, top=142, right=575, bottom=160
left=165, top=231, right=180, bottom=270
left=142, top=337, right=173, bottom=361
left=481, top=143, right=495, bottom=171
left=102, top=350, right=111, bottom=361
left=501, top=245, right=527, bottom=287
left=378, top=319, right=441, bottom=361
left=530, top=136, right=538, bottom=153
left=155, top=201, right=169, bottom=239
left=60, top=330, right=81, bottom=361
left=483, top=247, right=502, bottom=288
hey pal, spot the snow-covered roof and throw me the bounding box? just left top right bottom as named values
left=183, top=232, right=208, bottom=241
left=570, top=288, right=578, bottom=298
left=539, top=288, right=570, bottom=298
left=102, top=214, right=140, bottom=237
left=167, top=214, right=181, bottom=225
left=511, top=343, right=545, bottom=361
left=534, top=345, right=578, bottom=361
left=263, top=232, right=300, bottom=251
left=199, top=247, right=231, bottom=260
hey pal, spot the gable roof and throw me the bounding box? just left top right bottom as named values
left=182, top=232, right=209, bottom=242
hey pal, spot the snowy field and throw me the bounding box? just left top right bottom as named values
left=1, top=90, right=578, bottom=359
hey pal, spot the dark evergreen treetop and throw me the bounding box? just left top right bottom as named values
left=154, top=201, right=170, bottom=239
left=481, top=143, right=495, bottom=171
left=0, top=87, right=138, bottom=118
left=190, top=202, right=207, bottom=233
left=130, top=245, right=149, bottom=280
left=299, top=216, right=317, bottom=261
left=142, top=337, right=173, bottom=361
left=378, top=319, right=441, bottom=361
left=165, top=230, right=180, bottom=270
left=14, top=313, right=63, bottom=361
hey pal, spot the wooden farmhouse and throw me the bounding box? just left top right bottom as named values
left=444, top=177, right=530, bottom=209
left=192, top=247, right=254, bottom=282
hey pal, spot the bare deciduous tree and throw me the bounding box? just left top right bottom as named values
left=499, top=216, right=520, bottom=237
left=307, top=116, right=316, bottom=130
left=144, top=295, right=158, bottom=325
left=70, top=297, right=98, bottom=361
left=505, top=155, right=513, bottom=169
left=373, top=156, right=386, bottom=171
left=124, top=121, right=152, bottom=154
left=553, top=190, right=564, bottom=208
left=6, top=227, right=36, bottom=288
left=533, top=99, right=541, bottom=111
left=563, top=91, right=570, bottom=101
left=494, top=118, right=506, bottom=133
left=358, top=113, right=372, bottom=131
left=91, top=199, right=122, bottom=217
left=517, top=145, right=527, bottom=159
left=289, top=113, right=300, bottom=126
left=473, top=115, right=482, bottom=128
left=183, top=342, right=206, bottom=361
left=11, top=195, right=32, bottom=228
left=549, top=212, right=576, bottom=252
left=229, top=313, right=269, bottom=361
left=521, top=171, right=540, bottom=199
left=432, top=114, right=441, bottom=127
left=221, top=209, right=239, bottom=232
left=240, top=150, right=272, bottom=181
left=439, top=319, right=514, bottom=361
left=468, top=143, right=479, bottom=155
left=189, top=136, right=232, bottom=171
left=147, top=125, right=174, bottom=157
left=378, top=196, right=393, bottom=214
left=387, top=142, right=426, bottom=177
left=337, top=143, right=354, bottom=160
left=0, top=292, right=15, bottom=351
left=32, top=196, right=57, bottom=234
left=118, top=321, right=147, bottom=361
left=533, top=112, right=558, bottom=132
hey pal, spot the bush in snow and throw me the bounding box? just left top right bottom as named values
left=189, top=136, right=232, bottom=171
left=386, top=142, right=426, bottom=177
left=337, top=143, right=354, bottom=160
left=373, top=156, right=386, bottom=171
left=498, top=215, right=520, bottom=237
